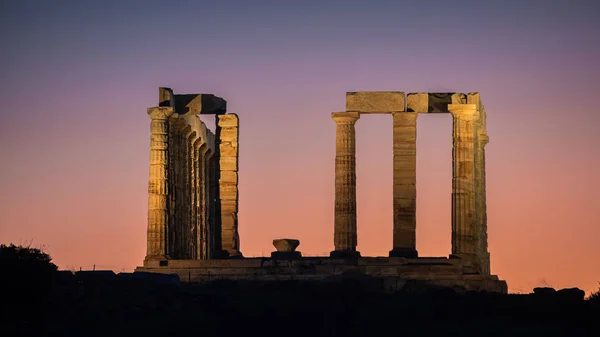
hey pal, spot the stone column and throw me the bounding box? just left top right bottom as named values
left=208, top=149, right=220, bottom=258
left=187, top=130, right=198, bottom=259
left=477, top=131, right=490, bottom=274
left=390, top=112, right=418, bottom=258
left=181, top=125, right=194, bottom=259
left=331, top=112, right=360, bottom=258
left=449, top=104, right=478, bottom=258
left=191, top=139, right=200, bottom=259
left=217, top=114, right=242, bottom=258
left=196, top=142, right=211, bottom=260
left=145, top=106, right=175, bottom=262
left=166, top=116, right=178, bottom=258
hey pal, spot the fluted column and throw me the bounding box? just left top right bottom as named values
left=187, top=131, right=197, bottom=259
left=197, top=143, right=211, bottom=260
left=331, top=112, right=360, bottom=258
left=145, top=107, right=175, bottom=262
left=477, top=131, right=490, bottom=274
left=449, top=104, right=477, bottom=258
left=390, top=112, right=418, bottom=258
left=166, top=116, right=178, bottom=258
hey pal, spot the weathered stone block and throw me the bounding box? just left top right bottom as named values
left=219, top=128, right=238, bottom=141
left=220, top=157, right=238, bottom=171
left=219, top=171, right=238, bottom=185
left=406, top=93, right=428, bottom=112
left=394, top=177, right=416, bottom=185
left=219, top=185, right=238, bottom=200
left=217, top=114, right=239, bottom=127
left=220, top=200, right=238, bottom=210
left=219, top=142, right=238, bottom=157
left=467, top=92, right=482, bottom=112
left=346, top=91, right=405, bottom=113
left=159, top=87, right=174, bottom=107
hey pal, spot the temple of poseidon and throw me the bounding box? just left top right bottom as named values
left=136, top=88, right=508, bottom=293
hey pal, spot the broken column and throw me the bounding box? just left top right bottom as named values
left=217, top=114, right=242, bottom=258
left=390, top=111, right=418, bottom=258
left=331, top=112, right=360, bottom=258
left=448, top=103, right=478, bottom=259
left=145, top=106, right=175, bottom=262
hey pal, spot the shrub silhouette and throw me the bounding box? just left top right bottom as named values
left=0, top=243, right=58, bottom=294
left=589, top=282, right=600, bottom=305
left=0, top=243, right=57, bottom=273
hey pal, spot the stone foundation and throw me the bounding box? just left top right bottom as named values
left=136, top=256, right=507, bottom=293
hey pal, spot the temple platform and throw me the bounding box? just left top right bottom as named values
left=136, top=256, right=507, bottom=293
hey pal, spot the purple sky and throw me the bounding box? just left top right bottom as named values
left=1, top=0, right=599, bottom=294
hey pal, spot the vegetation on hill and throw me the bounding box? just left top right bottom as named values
left=1, top=243, right=598, bottom=336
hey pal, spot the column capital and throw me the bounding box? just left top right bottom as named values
left=147, top=106, right=175, bottom=119
left=332, top=112, right=360, bottom=124
left=448, top=104, right=477, bottom=121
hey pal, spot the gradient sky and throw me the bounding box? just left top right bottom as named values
left=1, top=0, right=599, bottom=294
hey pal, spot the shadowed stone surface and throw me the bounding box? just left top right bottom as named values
left=136, top=256, right=507, bottom=293
left=156, top=87, right=226, bottom=115
left=407, top=92, right=466, bottom=112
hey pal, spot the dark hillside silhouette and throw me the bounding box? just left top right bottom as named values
left=1, top=243, right=598, bottom=337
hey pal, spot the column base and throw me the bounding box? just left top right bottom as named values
left=389, top=248, right=418, bottom=258
left=449, top=253, right=476, bottom=260
left=449, top=253, right=479, bottom=274
left=143, top=255, right=170, bottom=267
left=271, top=251, right=302, bottom=260
left=330, top=250, right=361, bottom=259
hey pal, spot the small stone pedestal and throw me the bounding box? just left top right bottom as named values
left=271, top=238, right=302, bottom=259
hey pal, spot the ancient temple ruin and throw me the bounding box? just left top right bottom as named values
left=138, top=89, right=506, bottom=293
left=334, top=92, right=491, bottom=275
left=144, top=88, right=241, bottom=266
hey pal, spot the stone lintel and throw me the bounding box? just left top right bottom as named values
left=173, top=94, right=227, bottom=115
left=346, top=91, right=405, bottom=113
left=355, top=111, right=393, bottom=115
left=407, top=92, right=467, bottom=113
